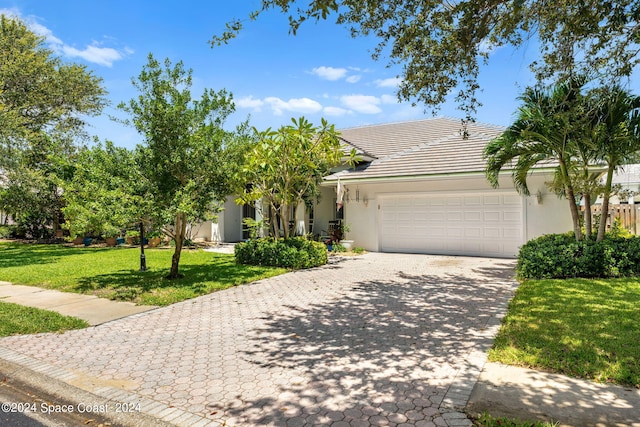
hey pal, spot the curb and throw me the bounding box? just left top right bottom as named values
left=0, top=346, right=218, bottom=427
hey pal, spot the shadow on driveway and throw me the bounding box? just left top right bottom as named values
left=206, top=257, right=516, bottom=425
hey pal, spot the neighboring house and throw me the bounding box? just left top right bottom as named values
left=611, top=164, right=640, bottom=203
left=203, top=117, right=573, bottom=257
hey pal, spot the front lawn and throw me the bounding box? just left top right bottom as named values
left=489, top=278, right=640, bottom=387
left=0, top=301, right=88, bottom=336
left=0, top=242, right=286, bottom=306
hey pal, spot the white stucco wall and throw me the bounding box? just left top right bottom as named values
left=317, top=172, right=574, bottom=253
left=222, top=196, right=243, bottom=242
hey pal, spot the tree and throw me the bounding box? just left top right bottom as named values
left=585, top=86, right=640, bottom=241
left=0, top=15, right=106, bottom=237
left=239, top=117, right=347, bottom=238
left=213, top=1, right=640, bottom=119
left=62, top=141, right=148, bottom=240
left=484, top=78, right=587, bottom=240
left=118, top=54, right=240, bottom=279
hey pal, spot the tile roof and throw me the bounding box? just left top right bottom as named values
left=328, top=117, right=506, bottom=181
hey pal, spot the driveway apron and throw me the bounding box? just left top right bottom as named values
left=0, top=253, right=517, bottom=426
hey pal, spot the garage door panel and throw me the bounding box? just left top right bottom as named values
left=483, top=211, right=501, bottom=221
left=380, top=192, right=523, bottom=257
left=447, top=212, right=463, bottom=221
left=503, top=211, right=521, bottom=222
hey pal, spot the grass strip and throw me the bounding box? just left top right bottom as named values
left=0, top=301, right=87, bottom=336
left=489, top=278, right=640, bottom=387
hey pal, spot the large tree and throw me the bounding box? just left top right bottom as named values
left=0, top=15, right=106, bottom=237
left=213, top=1, right=640, bottom=118
left=239, top=117, right=347, bottom=238
left=585, top=86, right=640, bottom=241
left=118, top=54, right=241, bottom=279
left=484, top=78, right=587, bottom=240
left=62, top=141, right=148, bottom=240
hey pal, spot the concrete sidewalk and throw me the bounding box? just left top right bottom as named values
left=0, top=281, right=158, bottom=325
left=467, top=362, right=640, bottom=427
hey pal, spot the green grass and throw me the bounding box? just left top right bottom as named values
left=0, top=242, right=286, bottom=306
left=489, top=278, right=640, bottom=387
left=0, top=301, right=88, bottom=336
left=471, top=412, right=557, bottom=427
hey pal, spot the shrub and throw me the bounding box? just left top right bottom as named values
left=235, top=236, right=328, bottom=269
left=0, top=225, right=14, bottom=239
left=517, top=233, right=640, bottom=279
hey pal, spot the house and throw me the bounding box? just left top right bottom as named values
left=315, top=117, right=572, bottom=258
left=202, top=117, right=573, bottom=258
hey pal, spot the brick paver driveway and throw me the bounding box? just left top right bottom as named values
left=0, top=253, right=516, bottom=426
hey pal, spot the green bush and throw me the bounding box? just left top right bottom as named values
left=0, top=225, right=13, bottom=239
left=235, top=236, right=328, bottom=269
left=517, top=233, right=640, bottom=279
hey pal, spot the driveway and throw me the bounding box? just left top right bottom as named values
left=0, top=253, right=516, bottom=426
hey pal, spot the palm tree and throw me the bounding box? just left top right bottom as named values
left=484, top=78, right=586, bottom=240
left=586, top=86, right=640, bottom=242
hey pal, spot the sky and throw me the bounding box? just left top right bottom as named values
left=0, top=1, right=572, bottom=149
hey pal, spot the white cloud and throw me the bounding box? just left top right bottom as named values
left=311, top=66, right=348, bottom=81
left=60, top=43, right=124, bottom=67
left=346, top=75, right=361, bottom=84
left=375, top=77, right=401, bottom=88
left=340, top=95, right=382, bottom=114
left=236, top=96, right=265, bottom=111
left=381, top=94, right=397, bottom=104
left=0, top=8, right=128, bottom=67
left=264, top=97, right=323, bottom=115
left=324, top=106, right=351, bottom=116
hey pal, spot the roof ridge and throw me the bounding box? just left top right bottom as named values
left=338, top=116, right=448, bottom=132
left=439, top=115, right=506, bottom=132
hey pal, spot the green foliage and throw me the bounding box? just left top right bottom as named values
left=490, top=277, right=640, bottom=387
left=235, top=237, right=328, bottom=269
left=484, top=78, right=589, bottom=240
left=213, top=1, right=640, bottom=120
left=0, top=301, right=88, bottom=336
left=0, top=15, right=106, bottom=160
left=472, top=412, right=557, bottom=427
left=0, top=242, right=285, bottom=306
left=62, top=141, right=146, bottom=239
left=239, top=117, right=349, bottom=238
left=0, top=15, right=106, bottom=240
left=484, top=79, right=640, bottom=242
left=517, top=233, right=640, bottom=279
left=242, top=217, right=264, bottom=239
left=118, top=54, right=245, bottom=278
left=0, top=225, right=14, bottom=238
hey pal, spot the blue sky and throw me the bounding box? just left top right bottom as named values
left=3, top=1, right=547, bottom=149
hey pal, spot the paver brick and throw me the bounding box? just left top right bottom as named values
left=0, top=253, right=516, bottom=427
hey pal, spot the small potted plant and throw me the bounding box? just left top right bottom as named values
left=147, top=230, right=163, bottom=247
left=125, top=229, right=140, bottom=245
left=103, top=226, right=120, bottom=247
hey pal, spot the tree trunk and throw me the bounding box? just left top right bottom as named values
left=167, top=212, right=187, bottom=279
left=281, top=203, right=290, bottom=238
left=559, top=160, right=583, bottom=241
left=597, top=164, right=615, bottom=242
left=583, top=193, right=592, bottom=239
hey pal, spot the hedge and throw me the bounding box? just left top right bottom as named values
left=235, top=236, right=328, bottom=269
left=517, top=233, right=640, bottom=279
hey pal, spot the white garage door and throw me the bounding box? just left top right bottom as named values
left=379, top=192, right=523, bottom=257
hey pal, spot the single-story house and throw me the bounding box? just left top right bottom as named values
left=197, top=117, right=574, bottom=258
